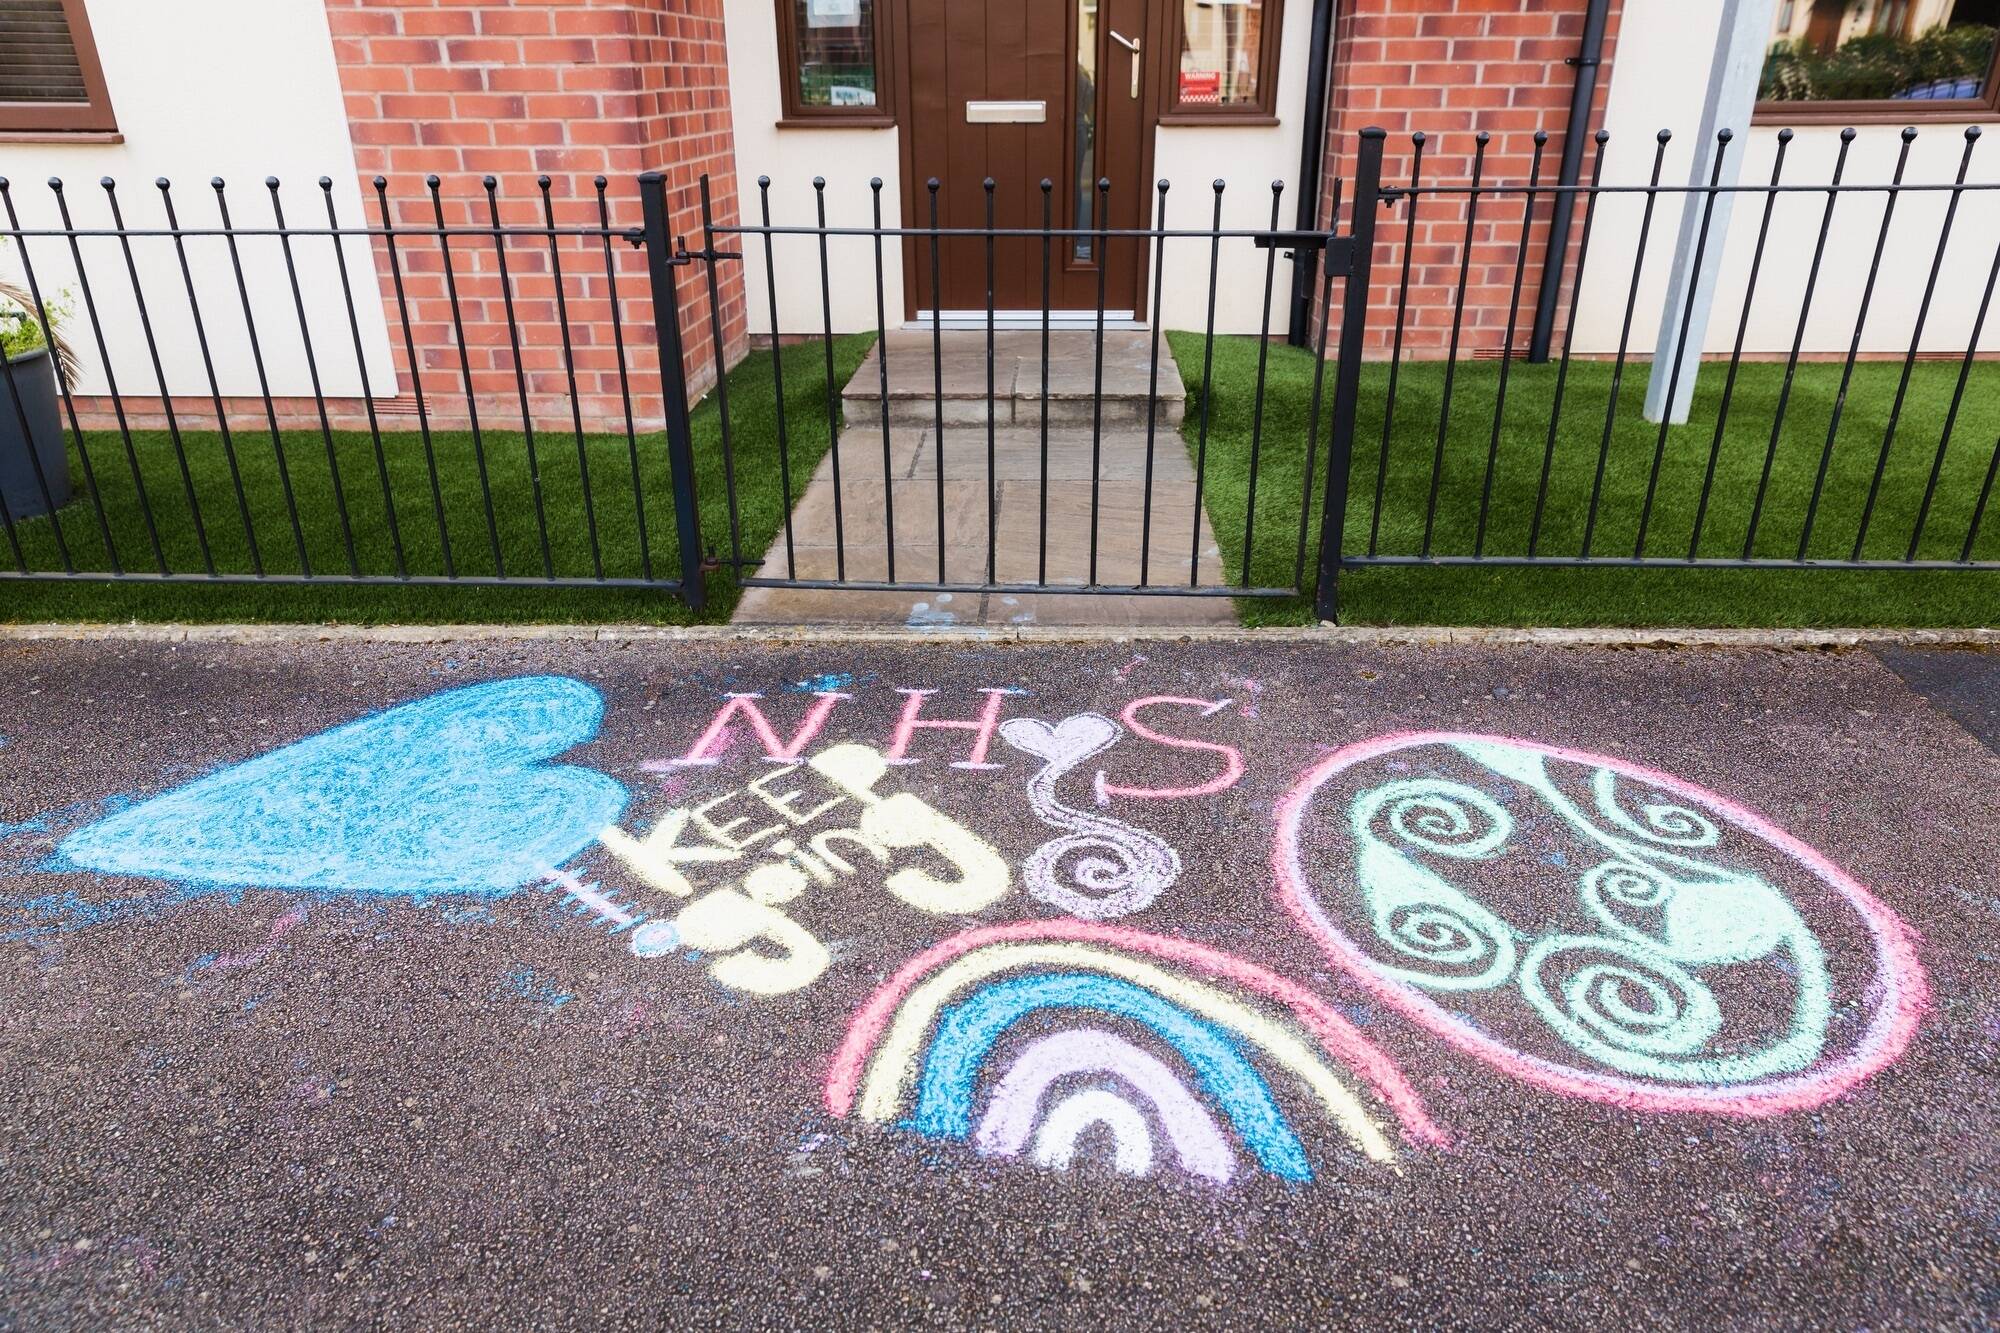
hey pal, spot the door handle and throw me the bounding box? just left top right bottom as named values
left=1110, top=30, right=1141, bottom=99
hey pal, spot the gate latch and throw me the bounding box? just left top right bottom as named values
left=623, top=231, right=739, bottom=264
left=1253, top=230, right=1332, bottom=251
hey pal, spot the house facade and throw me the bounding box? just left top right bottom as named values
left=3, top=0, right=1997, bottom=429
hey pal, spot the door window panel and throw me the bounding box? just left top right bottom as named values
left=1074, top=0, right=1099, bottom=260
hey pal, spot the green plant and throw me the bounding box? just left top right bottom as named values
left=0, top=272, right=79, bottom=389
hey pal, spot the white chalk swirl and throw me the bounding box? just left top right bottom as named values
left=1001, top=714, right=1181, bottom=921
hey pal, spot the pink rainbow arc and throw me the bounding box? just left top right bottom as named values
left=1271, top=730, right=1931, bottom=1118
left=824, top=918, right=1450, bottom=1148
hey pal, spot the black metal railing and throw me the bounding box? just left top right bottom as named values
left=2, top=124, right=1994, bottom=624
left=0, top=170, right=705, bottom=604
left=1317, top=124, right=2000, bottom=619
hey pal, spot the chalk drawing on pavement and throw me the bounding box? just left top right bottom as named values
left=593, top=743, right=1010, bottom=995
left=1091, top=696, right=1245, bottom=804
left=827, top=920, right=1448, bottom=1186
left=1000, top=714, right=1179, bottom=920
left=58, top=676, right=629, bottom=900
left=1273, top=731, right=1929, bottom=1115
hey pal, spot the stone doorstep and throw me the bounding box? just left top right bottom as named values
left=838, top=327, right=1187, bottom=431
left=732, top=584, right=1237, bottom=628
left=896, top=424, right=1199, bottom=483
left=844, top=395, right=1186, bottom=429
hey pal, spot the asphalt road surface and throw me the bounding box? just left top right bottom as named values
left=1, top=634, right=1996, bottom=1329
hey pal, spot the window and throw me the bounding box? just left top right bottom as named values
left=0, top=0, right=117, bottom=135
left=1758, top=0, right=2000, bottom=121
left=1162, top=0, right=1283, bottom=123
left=775, top=0, right=892, bottom=125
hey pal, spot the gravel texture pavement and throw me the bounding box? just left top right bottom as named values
left=0, top=636, right=1995, bottom=1329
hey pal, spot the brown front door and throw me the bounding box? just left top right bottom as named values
left=898, top=0, right=1157, bottom=317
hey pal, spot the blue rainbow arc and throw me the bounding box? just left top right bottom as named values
left=910, top=971, right=1314, bottom=1181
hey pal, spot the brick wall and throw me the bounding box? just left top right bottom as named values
left=1317, top=0, right=1624, bottom=357
left=325, top=0, right=749, bottom=432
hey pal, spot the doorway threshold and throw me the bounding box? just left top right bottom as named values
left=913, top=310, right=1145, bottom=332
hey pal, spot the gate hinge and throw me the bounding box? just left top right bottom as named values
left=1376, top=186, right=1410, bottom=205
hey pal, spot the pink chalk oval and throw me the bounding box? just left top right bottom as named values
left=1271, top=731, right=1929, bottom=1117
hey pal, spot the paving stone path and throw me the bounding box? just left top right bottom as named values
left=733, top=329, right=1237, bottom=627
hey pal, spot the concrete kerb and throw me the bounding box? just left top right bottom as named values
left=0, top=622, right=1994, bottom=650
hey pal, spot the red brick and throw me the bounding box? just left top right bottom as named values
left=421, top=121, right=494, bottom=146
left=327, top=9, right=400, bottom=36
left=494, top=120, right=570, bottom=146
left=1418, top=14, right=1488, bottom=36
left=413, top=65, right=489, bottom=92
left=522, top=37, right=598, bottom=63
left=382, top=93, right=457, bottom=119
left=1487, top=13, right=1560, bottom=35
left=340, top=65, right=412, bottom=92
left=1410, top=63, right=1479, bottom=86
left=476, top=9, right=557, bottom=35
left=1380, top=87, right=1446, bottom=110
left=453, top=93, right=530, bottom=119
left=486, top=66, right=566, bottom=92
left=367, top=37, right=441, bottom=63
left=526, top=93, right=601, bottom=118
left=443, top=37, right=522, bottom=63
left=400, top=10, right=479, bottom=35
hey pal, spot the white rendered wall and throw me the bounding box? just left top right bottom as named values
left=0, top=0, right=397, bottom=399
left=1576, top=0, right=2000, bottom=357
left=724, top=0, right=905, bottom=337
left=1151, top=0, right=1314, bottom=335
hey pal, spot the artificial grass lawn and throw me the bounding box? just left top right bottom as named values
left=5, top=326, right=1994, bottom=629
left=1168, top=332, right=2000, bottom=627
left=0, top=335, right=874, bottom=624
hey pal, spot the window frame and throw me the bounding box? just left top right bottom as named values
left=0, top=0, right=119, bottom=137
left=773, top=0, right=896, bottom=129
left=1157, top=0, right=1285, bottom=126
left=1753, top=20, right=2000, bottom=124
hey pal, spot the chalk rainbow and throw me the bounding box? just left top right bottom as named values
left=1272, top=730, right=1930, bottom=1118
left=827, top=920, right=1445, bottom=1185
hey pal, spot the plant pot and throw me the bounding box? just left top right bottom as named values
left=0, top=345, right=70, bottom=520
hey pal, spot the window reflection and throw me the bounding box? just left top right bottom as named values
left=1178, top=0, right=1267, bottom=106
left=1762, top=0, right=1998, bottom=102
left=1075, top=0, right=1098, bottom=260
left=793, top=0, right=878, bottom=108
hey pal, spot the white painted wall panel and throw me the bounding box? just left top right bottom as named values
left=0, top=0, right=397, bottom=399
left=1579, top=0, right=2000, bottom=357
left=724, top=0, right=905, bottom=337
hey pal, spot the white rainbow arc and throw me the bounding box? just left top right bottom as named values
left=976, top=1028, right=1236, bottom=1183
left=1031, top=1088, right=1156, bottom=1176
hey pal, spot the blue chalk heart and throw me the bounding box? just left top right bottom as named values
left=60, top=675, right=628, bottom=899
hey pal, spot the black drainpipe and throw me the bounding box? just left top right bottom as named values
left=1526, top=0, right=1612, bottom=363
left=1286, top=0, right=1338, bottom=347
